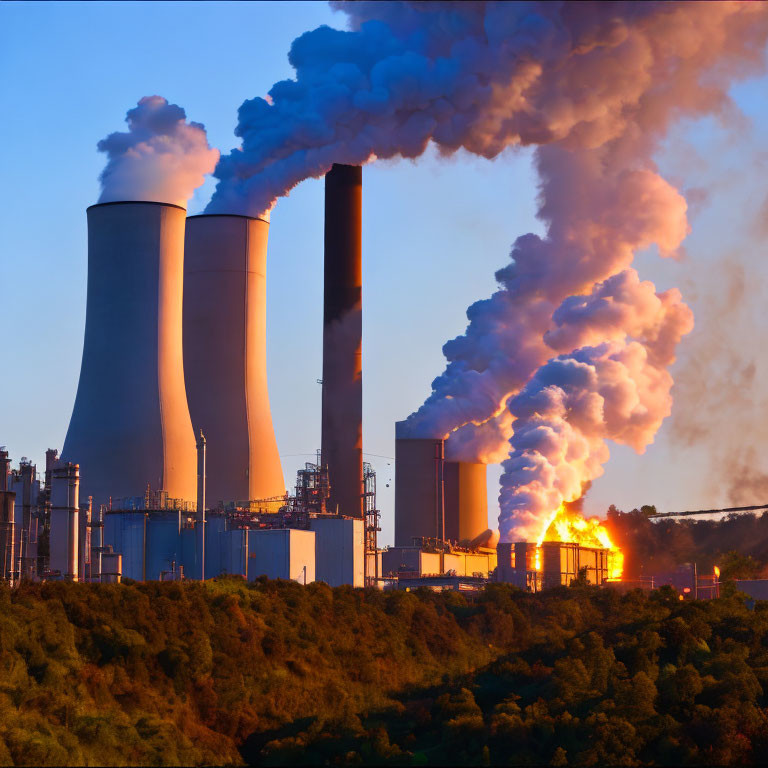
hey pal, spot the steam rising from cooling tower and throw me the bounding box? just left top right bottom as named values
left=203, top=2, right=767, bottom=541
left=64, top=97, right=218, bottom=505
left=98, top=96, right=218, bottom=207
left=63, top=202, right=198, bottom=505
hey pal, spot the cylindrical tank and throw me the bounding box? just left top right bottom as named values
left=79, top=497, right=92, bottom=581
left=63, top=201, right=197, bottom=505
left=394, top=423, right=444, bottom=546
left=50, top=461, right=80, bottom=580
left=183, top=214, right=285, bottom=504
left=322, top=164, right=363, bottom=518
left=444, top=461, right=489, bottom=543
left=0, top=490, right=15, bottom=584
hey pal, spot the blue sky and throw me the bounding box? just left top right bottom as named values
left=2, top=2, right=767, bottom=544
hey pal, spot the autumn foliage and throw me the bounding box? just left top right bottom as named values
left=1, top=577, right=768, bottom=765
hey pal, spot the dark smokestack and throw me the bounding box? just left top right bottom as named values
left=322, top=164, right=363, bottom=518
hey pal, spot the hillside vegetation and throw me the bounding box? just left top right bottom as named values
left=1, top=578, right=768, bottom=766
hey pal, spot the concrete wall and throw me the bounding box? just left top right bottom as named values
left=382, top=546, right=421, bottom=576
left=247, top=529, right=315, bottom=584
left=184, top=215, right=284, bottom=505
left=310, top=517, right=364, bottom=587
left=63, top=202, right=197, bottom=505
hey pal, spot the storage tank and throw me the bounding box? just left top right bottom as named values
left=50, top=461, right=80, bottom=580
left=322, top=164, right=363, bottom=517
left=394, top=422, right=444, bottom=546
left=183, top=214, right=284, bottom=504
left=0, top=490, right=15, bottom=584
left=0, top=449, right=13, bottom=584
left=444, top=461, right=489, bottom=542
left=63, top=202, right=197, bottom=505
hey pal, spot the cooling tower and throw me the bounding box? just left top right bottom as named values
left=63, top=202, right=197, bottom=505
left=183, top=215, right=284, bottom=504
left=322, top=164, right=363, bottom=517
left=444, top=461, right=489, bottom=542
left=394, top=424, right=445, bottom=546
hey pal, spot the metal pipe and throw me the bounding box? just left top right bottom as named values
left=197, top=430, right=206, bottom=580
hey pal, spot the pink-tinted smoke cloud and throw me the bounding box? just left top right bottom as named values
left=97, top=96, right=219, bottom=208
left=206, top=2, right=768, bottom=540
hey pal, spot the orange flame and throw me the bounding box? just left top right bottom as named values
left=535, top=503, right=624, bottom=579
left=714, top=565, right=720, bottom=578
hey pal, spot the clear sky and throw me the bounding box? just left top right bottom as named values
left=1, top=2, right=767, bottom=545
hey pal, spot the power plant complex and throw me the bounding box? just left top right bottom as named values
left=1, top=164, right=621, bottom=593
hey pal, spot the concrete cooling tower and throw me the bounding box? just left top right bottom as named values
left=63, top=202, right=197, bottom=505
left=183, top=214, right=284, bottom=504
left=322, top=164, right=363, bottom=518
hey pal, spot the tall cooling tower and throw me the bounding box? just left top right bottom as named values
left=183, top=214, right=284, bottom=504
left=322, top=164, right=363, bottom=517
left=63, top=202, right=197, bottom=505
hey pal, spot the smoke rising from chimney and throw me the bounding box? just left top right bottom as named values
left=205, top=2, right=768, bottom=540
left=97, top=96, right=219, bottom=208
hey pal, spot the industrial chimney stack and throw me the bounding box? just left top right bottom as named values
left=322, top=164, right=363, bottom=518
left=63, top=202, right=198, bottom=505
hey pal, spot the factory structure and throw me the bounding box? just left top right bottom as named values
left=2, top=163, right=625, bottom=593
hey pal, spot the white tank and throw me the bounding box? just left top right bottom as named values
left=63, top=202, right=197, bottom=505
left=50, top=461, right=79, bottom=580
left=183, top=214, right=284, bottom=505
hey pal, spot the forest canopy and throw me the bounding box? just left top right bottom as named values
left=1, top=565, right=768, bottom=766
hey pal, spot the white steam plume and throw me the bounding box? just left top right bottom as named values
left=98, top=96, right=219, bottom=208
left=205, top=2, right=768, bottom=541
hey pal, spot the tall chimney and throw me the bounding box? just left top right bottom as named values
left=183, top=214, right=285, bottom=504
left=63, top=202, right=197, bottom=505
left=322, top=164, right=363, bottom=518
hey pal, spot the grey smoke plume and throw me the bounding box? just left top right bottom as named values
left=98, top=96, right=219, bottom=207
left=206, top=2, right=768, bottom=540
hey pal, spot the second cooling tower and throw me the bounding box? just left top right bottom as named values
left=183, top=214, right=284, bottom=505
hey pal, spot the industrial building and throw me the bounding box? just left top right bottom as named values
left=2, top=162, right=629, bottom=594
left=495, top=541, right=613, bottom=591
